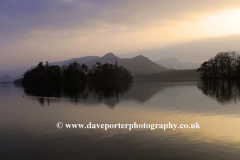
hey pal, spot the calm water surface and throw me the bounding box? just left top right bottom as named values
left=1, top=81, right=240, bottom=160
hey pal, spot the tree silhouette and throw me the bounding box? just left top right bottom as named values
left=21, top=60, right=132, bottom=85
left=197, top=52, right=240, bottom=79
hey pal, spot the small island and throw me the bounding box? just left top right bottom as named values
left=18, top=60, right=132, bottom=85
left=197, top=52, right=240, bottom=79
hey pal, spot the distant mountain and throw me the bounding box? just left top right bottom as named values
left=53, top=56, right=99, bottom=66
left=27, top=56, right=99, bottom=71
left=86, top=53, right=167, bottom=75
left=124, top=55, right=167, bottom=75
left=17, top=56, right=100, bottom=79
left=18, top=53, right=167, bottom=78
left=0, top=68, right=27, bottom=78
left=85, top=53, right=129, bottom=67
left=155, top=57, right=201, bottom=69
left=0, top=75, right=15, bottom=83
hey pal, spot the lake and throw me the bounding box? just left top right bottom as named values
left=1, top=80, right=240, bottom=160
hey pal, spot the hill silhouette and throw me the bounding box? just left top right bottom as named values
left=124, top=55, right=167, bottom=75
left=155, top=57, right=201, bottom=69
left=86, top=53, right=127, bottom=66
left=86, top=53, right=167, bottom=75
left=20, top=53, right=167, bottom=77
left=63, top=56, right=99, bottom=66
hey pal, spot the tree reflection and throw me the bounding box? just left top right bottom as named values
left=23, top=82, right=132, bottom=106
left=197, top=80, right=240, bottom=104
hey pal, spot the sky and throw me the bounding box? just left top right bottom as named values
left=1, top=0, right=240, bottom=70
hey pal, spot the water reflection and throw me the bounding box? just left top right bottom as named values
left=2, top=82, right=240, bottom=159
left=21, top=82, right=175, bottom=107
left=21, top=80, right=240, bottom=108
left=197, top=80, right=240, bottom=105
left=23, top=83, right=132, bottom=107
left=23, top=81, right=240, bottom=107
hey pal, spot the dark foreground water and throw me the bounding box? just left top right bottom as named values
left=1, top=80, right=240, bottom=160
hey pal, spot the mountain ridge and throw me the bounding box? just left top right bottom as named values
left=18, top=53, right=167, bottom=78
left=123, top=55, right=167, bottom=75
left=155, top=57, right=201, bottom=69
left=85, top=53, right=167, bottom=75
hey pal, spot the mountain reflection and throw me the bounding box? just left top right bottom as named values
left=22, top=82, right=172, bottom=107
left=197, top=80, right=240, bottom=105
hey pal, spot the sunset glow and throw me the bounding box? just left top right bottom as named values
left=1, top=0, right=240, bottom=70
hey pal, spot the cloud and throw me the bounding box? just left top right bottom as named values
left=119, top=34, right=240, bottom=63
left=1, top=0, right=240, bottom=70
left=1, top=0, right=240, bottom=43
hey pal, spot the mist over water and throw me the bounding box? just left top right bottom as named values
left=1, top=81, right=240, bottom=160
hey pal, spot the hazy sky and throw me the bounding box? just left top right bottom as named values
left=1, top=0, right=240, bottom=70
